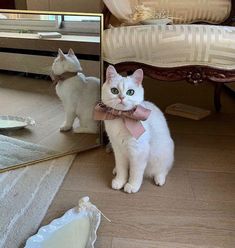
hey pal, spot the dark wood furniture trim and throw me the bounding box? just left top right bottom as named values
left=0, top=0, right=15, bottom=9
left=103, top=1, right=235, bottom=111
left=222, top=0, right=235, bottom=25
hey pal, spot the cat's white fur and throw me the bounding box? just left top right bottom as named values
left=102, top=65, right=174, bottom=193
left=52, top=48, right=100, bottom=133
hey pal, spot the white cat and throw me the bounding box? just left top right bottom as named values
left=52, top=48, right=100, bottom=133
left=101, top=65, right=174, bottom=193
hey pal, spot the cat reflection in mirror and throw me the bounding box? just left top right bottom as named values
left=51, top=48, right=100, bottom=133
left=95, top=66, right=174, bottom=193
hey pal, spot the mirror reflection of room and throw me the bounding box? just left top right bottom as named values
left=0, top=13, right=101, bottom=169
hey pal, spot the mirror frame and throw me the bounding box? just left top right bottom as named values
left=0, top=9, right=103, bottom=173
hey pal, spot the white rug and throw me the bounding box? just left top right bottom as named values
left=0, top=155, right=75, bottom=248
left=0, top=134, right=57, bottom=169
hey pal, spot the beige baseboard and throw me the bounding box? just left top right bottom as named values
left=0, top=52, right=100, bottom=77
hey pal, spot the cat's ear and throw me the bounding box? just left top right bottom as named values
left=58, top=48, right=66, bottom=60
left=68, top=48, right=75, bottom=56
left=106, top=65, right=118, bottom=82
left=131, top=69, right=143, bottom=85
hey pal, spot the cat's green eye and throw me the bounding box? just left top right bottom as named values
left=126, top=89, right=135, bottom=96
left=111, top=87, right=119, bottom=95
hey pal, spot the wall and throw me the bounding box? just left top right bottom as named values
left=15, top=0, right=27, bottom=9
left=26, top=0, right=103, bottom=13
left=0, top=53, right=100, bottom=77
left=0, top=33, right=100, bottom=77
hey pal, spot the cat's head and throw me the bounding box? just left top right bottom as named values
left=52, top=48, right=82, bottom=75
left=102, top=65, right=144, bottom=111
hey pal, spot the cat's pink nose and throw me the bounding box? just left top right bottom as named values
left=119, top=96, right=124, bottom=100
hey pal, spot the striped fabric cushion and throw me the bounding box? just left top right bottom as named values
left=103, top=25, right=235, bottom=70
left=103, top=0, right=232, bottom=24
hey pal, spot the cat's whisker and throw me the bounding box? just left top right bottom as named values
left=105, top=98, right=117, bottom=103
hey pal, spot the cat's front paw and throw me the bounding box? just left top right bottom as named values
left=112, top=178, right=126, bottom=190
left=60, top=125, right=72, bottom=132
left=124, top=183, right=140, bottom=194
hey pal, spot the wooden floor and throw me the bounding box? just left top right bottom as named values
left=0, top=73, right=97, bottom=153
left=42, top=80, right=235, bottom=247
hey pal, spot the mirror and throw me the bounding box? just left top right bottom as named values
left=0, top=10, right=103, bottom=172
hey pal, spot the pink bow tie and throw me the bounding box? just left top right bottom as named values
left=50, top=71, right=78, bottom=85
left=94, top=103, right=151, bottom=139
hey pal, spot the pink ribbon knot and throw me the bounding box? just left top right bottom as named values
left=94, top=102, right=151, bottom=139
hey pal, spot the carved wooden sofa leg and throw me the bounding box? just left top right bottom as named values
left=214, top=83, right=223, bottom=112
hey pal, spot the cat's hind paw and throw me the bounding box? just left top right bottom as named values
left=112, top=178, right=125, bottom=190
left=60, top=125, right=72, bottom=132
left=124, top=183, right=140, bottom=194
left=154, top=174, right=166, bottom=186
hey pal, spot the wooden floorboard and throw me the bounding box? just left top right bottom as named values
left=0, top=73, right=97, bottom=153
left=42, top=79, right=235, bottom=247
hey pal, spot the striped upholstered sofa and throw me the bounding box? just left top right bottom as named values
left=103, top=0, right=235, bottom=111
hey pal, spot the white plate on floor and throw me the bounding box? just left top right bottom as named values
left=25, top=197, right=101, bottom=248
left=0, top=116, right=35, bottom=130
